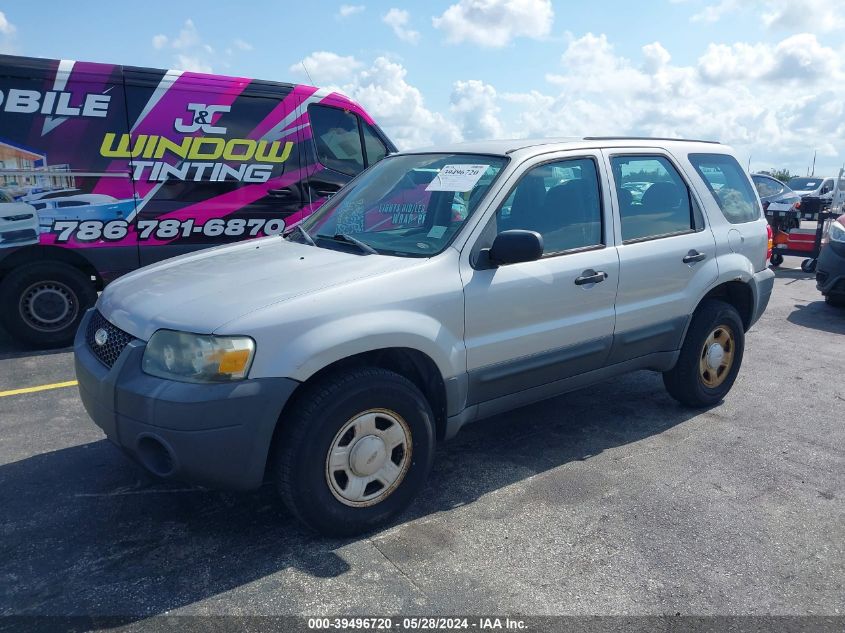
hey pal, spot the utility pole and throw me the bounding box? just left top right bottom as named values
left=811, top=150, right=817, bottom=176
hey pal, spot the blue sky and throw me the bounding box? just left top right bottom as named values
left=1, top=0, right=843, bottom=176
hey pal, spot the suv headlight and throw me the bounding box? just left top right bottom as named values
left=829, top=220, right=845, bottom=243
left=142, top=330, right=255, bottom=383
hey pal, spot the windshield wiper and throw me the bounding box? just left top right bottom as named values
left=287, top=224, right=316, bottom=247
left=318, top=233, right=377, bottom=255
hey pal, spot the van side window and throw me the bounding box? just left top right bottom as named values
left=497, top=158, right=603, bottom=255
left=689, top=153, right=761, bottom=224
left=309, top=105, right=365, bottom=176
left=361, top=123, right=388, bottom=166
left=611, top=155, right=695, bottom=242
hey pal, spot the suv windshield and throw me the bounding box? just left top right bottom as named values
left=297, top=153, right=508, bottom=257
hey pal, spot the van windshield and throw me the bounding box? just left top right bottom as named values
left=296, top=153, right=508, bottom=257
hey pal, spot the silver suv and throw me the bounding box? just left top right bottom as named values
left=74, top=138, right=775, bottom=535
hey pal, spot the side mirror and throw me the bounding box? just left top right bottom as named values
left=480, top=230, right=544, bottom=268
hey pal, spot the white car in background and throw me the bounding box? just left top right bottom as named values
left=0, top=190, right=39, bottom=249
left=787, top=176, right=844, bottom=201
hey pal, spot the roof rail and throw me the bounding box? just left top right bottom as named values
left=582, top=136, right=721, bottom=144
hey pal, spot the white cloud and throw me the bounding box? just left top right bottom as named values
left=432, top=0, right=553, bottom=47
left=151, top=19, right=217, bottom=73
left=233, top=38, right=253, bottom=51
left=171, top=19, right=201, bottom=49
left=294, top=30, right=845, bottom=172
left=684, top=0, right=845, bottom=31
left=291, top=53, right=460, bottom=148
left=175, top=55, right=213, bottom=74
left=497, top=31, right=845, bottom=174
left=763, top=0, right=845, bottom=31
left=691, top=0, right=740, bottom=23
left=382, top=8, right=420, bottom=44
left=337, top=4, right=365, bottom=18
left=288, top=51, right=363, bottom=85
left=450, top=80, right=504, bottom=140
left=0, top=10, right=16, bottom=35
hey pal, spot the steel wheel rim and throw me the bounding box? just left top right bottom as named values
left=699, top=324, right=735, bottom=388
left=325, top=408, right=412, bottom=507
left=18, top=280, right=78, bottom=332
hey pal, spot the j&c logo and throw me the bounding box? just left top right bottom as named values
left=174, top=103, right=231, bottom=134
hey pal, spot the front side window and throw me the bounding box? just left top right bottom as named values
left=298, top=153, right=507, bottom=257
left=611, top=155, right=695, bottom=241
left=496, top=158, right=603, bottom=254
left=689, top=153, right=760, bottom=224
left=309, top=105, right=365, bottom=176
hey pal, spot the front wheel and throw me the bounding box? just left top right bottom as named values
left=274, top=367, right=435, bottom=536
left=663, top=299, right=745, bottom=408
left=825, top=294, right=845, bottom=308
left=801, top=258, right=817, bottom=273
left=0, top=262, right=97, bottom=348
left=770, top=253, right=783, bottom=267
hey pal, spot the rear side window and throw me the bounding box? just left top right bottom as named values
left=753, top=176, right=783, bottom=198
left=610, top=155, right=696, bottom=242
left=690, top=153, right=761, bottom=224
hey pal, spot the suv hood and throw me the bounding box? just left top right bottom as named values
left=98, top=238, right=418, bottom=340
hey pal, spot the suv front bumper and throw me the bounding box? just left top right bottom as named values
left=74, top=309, right=298, bottom=490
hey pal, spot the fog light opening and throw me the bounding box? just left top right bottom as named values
left=137, top=436, right=176, bottom=477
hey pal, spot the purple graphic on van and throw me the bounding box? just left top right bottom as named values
left=0, top=54, right=394, bottom=268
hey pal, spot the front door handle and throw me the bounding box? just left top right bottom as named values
left=574, top=270, right=608, bottom=285
left=683, top=250, right=707, bottom=264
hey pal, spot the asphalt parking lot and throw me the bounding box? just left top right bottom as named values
left=1, top=258, right=843, bottom=623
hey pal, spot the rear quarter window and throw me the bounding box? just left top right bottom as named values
left=689, top=153, right=761, bottom=224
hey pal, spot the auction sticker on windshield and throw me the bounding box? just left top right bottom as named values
left=425, top=164, right=489, bottom=192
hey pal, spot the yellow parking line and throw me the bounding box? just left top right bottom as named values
left=0, top=380, right=78, bottom=398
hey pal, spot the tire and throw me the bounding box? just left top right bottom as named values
left=801, top=258, right=817, bottom=273
left=770, top=253, right=783, bottom=267
left=0, top=262, right=96, bottom=348
left=274, top=367, right=436, bottom=536
left=825, top=294, right=845, bottom=308
left=663, top=299, right=745, bottom=408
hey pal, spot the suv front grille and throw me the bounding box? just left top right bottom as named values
left=86, top=311, right=135, bottom=368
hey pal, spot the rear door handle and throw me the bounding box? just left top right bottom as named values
left=683, top=250, right=707, bottom=264
left=574, top=270, right=608, bottom=285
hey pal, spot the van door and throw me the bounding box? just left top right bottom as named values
left=0, top=57, right=138, bottom=279
left=461, top=152, right=619, bottom=407
left=601, top=149, right=718, bottom=365
left=304, top=99, right=392, bottom=211
left=121, top=69, right=308, bottom=266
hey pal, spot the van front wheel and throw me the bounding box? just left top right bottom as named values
left=274, top=367, right=435, bottom=536
left=663, top=299, right=745, bottom=408
left=0, top=262, right=97, bottom=349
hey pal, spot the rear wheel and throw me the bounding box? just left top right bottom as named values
left=770, top=253, right=783, bottom=267
left=825, top=294, right=845, bottom=308
left=0, top=262, right=96, bottom=348
left=801, top=258, right=817, bottom=273
left=663, top=299, right=745, bottom=408
left=274, top=367, right=435, bottom=536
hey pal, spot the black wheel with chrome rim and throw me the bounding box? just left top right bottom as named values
left=274, top=367, right=435, bottom=536
left=0, top=262, right=97, bottom=348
